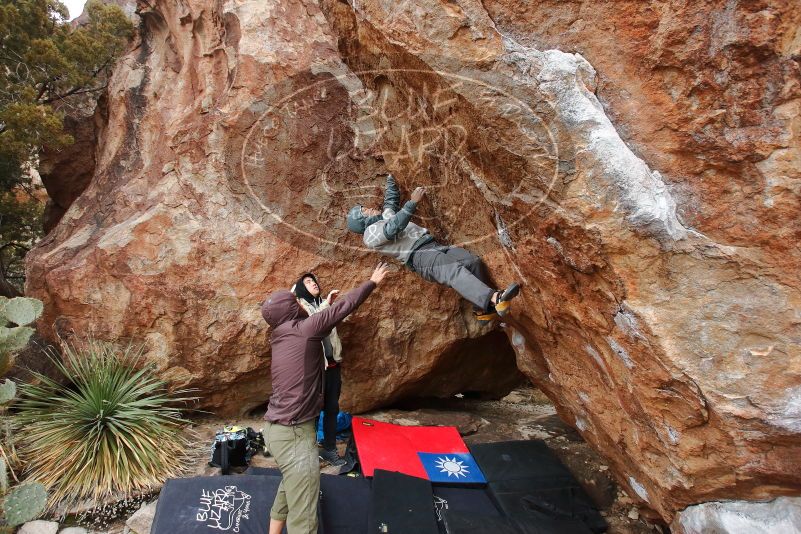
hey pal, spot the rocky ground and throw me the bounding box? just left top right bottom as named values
left=37, top=386, right=665, bottom=534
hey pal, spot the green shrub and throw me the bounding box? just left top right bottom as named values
left=15, top=339, right=194, bottom=510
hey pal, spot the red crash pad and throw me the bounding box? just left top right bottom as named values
left=352, top=417, right=485, bottom=483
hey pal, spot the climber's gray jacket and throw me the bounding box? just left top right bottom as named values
left=360, top=175, right=434, bottom=264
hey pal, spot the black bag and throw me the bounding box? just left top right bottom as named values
left=209, top=426, right=265, bottom=475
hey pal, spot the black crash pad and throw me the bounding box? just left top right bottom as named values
left=433, top=486, right=501, bottom=519
left=470, top=440, right=574, bottom=483
left=247, top=466, right=371, bottom=534
left=151, top=475, right=279, bottom=534
left=320, top=474, right=371, bottom=534
left=368, top=469, right=439, bottom=534
left=470, top=441, right=607, bottom=533
left=442, top=509, right=593, bottom=534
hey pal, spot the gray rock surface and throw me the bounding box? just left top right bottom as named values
left=673, top=497, right=801, bottom=534
left=19, top=521, right=59, bottom=534
left=126, top=500, right=158, bottom=534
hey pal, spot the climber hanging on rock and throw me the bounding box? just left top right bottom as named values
left=346, top=174, right=519, bottom=322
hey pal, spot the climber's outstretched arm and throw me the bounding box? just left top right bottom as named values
left=367, top=185, right=426, bottom=246
left=383, top=174, right=400, bottom=214
left=380, top=200, right=417, bottom=240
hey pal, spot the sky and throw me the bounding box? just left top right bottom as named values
left=62, top=0, right=87, bottom=20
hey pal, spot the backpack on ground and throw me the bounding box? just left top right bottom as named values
left=208, top=425, right=265, bottom=475
left=316, top=410, right=353, bottom=443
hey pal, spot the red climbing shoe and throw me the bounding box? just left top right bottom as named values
left=494, top=282, right=520, bottom=316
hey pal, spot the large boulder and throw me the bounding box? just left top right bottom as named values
left=26, top=0, right=521, bottom=416
left=25, top=0, right=800, bottom=521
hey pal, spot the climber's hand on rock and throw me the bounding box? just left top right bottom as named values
left=326, top=290, right=340, bottom=304
left=411, top=187, right=426, bottom=203
left=370, top=262, right=390, bottom=285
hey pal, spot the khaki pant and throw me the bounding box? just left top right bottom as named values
left=265, top=420, right=319, bottom=533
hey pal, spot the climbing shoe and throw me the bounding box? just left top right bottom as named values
left=494, top=282, right=520, bottom=316
left=319, top=448, right=347, bottom=468
left=473, top=310, right=499, bottom=323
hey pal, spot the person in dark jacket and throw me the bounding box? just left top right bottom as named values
left=346, top=174, right=520, bottom=322
left=290, top=272, right=346, bottom=467
left=262, top=263, right=389, bottom=534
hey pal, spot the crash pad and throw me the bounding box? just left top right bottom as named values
left=368, top=469, right=439, bottom=534
left=246, top=466, right=371, bottom=533
left=151, top=475, right=278, bottom=534
left=470, top=441, right=607, bottom=533
left=352, top=417, right=486, bottom=484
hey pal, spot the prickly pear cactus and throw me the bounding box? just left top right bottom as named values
left=0, top=381, right=15, bottom=406
left=0, top=297, right=47, bottom=525
left=0, top=459, right=6, bottom=494
left=2, top=482, right=47, bottom=526
left=0, top=297, right=43, bottom=328
left=0, top=297, right=43, bottom=375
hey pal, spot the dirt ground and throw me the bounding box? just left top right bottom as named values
left=173, top=386, right=666, bottom=534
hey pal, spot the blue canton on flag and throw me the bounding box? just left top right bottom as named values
left=417, top=452, right=486, bottom=484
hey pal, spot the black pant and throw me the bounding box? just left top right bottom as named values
left=321, top=365, right=342, bottom=451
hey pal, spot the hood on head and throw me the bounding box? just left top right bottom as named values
left=291, top=272, right=321, bottom=305
left=346, top=205, right=367, bottom=233
left=346, top=205, right=382, bottom=234
left=261, top=290, right=301, bottom=327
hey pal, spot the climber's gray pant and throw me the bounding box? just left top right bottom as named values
left=409, top=242, right=495, bottom=311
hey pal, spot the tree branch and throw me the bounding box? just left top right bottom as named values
left=0, top=258, right=21, bottom=298
left=41, top=55, right=114, bottom=104
left=35, top=80, right=50, bottom=102
left=0, top=275, right=21, bottom=298
left=0, top=242, right=31, bottom=255
left=43, top=83, right=109, bottom=104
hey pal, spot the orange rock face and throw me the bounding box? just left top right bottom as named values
left=39, top=97, right=105, bottom=233
left=26, top=0, right=800, bottom=521
left=27, top=0, right=521, bottom=420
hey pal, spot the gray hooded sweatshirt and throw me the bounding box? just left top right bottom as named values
left=361, top=175, right=434, bottom=264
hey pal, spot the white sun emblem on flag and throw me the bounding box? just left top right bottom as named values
left=435, top=456, right=470, bottom=478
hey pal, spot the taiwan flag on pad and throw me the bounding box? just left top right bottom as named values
left=351, top=417, right=486, bottom=484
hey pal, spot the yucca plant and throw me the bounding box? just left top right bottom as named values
left=14, top=339, right=195, bottom=510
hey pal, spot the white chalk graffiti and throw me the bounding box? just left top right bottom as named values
left=196, top=486, right=252, bottom=532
